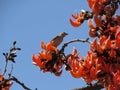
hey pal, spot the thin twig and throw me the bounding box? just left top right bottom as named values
left=65, top=38, right=92, bottom=45
left=3, top=60, right=8, bottom=75
left=59, top=38, right=92, bottom=54
left=8, top=64, right=13, bottom=78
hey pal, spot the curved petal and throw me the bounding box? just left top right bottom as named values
left=72, top=14, right=79, bottom=19
left=70, top=69, right=82, bottom=78
left=69, top=19, right=81, bottom=27
left=70, top=63, right=83, bottom=78
left=0, top=75, right=3, bottom=81
left=46, top=42, right=58, bottom=52
left=87, top=0, right=95, bottom=9
left=32, top=54, right=42, bottom=67
left=90, top=66, right=96, bottom=79
left=41, top=41, right=46, bottom=49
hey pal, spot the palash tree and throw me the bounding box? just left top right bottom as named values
left=0, top=0, right=120, bottom=90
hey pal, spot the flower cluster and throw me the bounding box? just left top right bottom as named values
left=67, top=49, right=97, bottom=83
left=32, top=41, right=63, bottom=76
left=67, top=48, right=83, bottom=78
left=68, top=0, right=120, bottom=90
left=0, top=75, right=13, bottom=90
left=70, top=10, right=93, bottom=27
left=68, top=30, right=120, bottom=89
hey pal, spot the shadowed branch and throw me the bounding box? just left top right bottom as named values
left=59, top=38, right=91, bottom=54
left=72, top=82, right=104, bottom=90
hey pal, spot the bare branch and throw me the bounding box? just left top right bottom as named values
left=12, top=76, right=31, bottom=90
left=65, top=38, right=92, bottom=45
left=3, top=60, right=8, bottom=75
left=59, top=38, right=92, bottom=54
left=0, top=76, right=31, bottom=90
left=8, top=64, right=13, bottom=78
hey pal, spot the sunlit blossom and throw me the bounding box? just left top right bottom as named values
left=32, top=41, right=63, bottom=76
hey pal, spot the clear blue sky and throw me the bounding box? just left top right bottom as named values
left=0, top=0, right=91, bottom=90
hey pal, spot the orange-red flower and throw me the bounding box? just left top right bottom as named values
left=116, top=31, right=120, bottom=49
left=87, top=0, right=110, bottom=15
left=41, top=41, right=58, bottom=52
left=32, top=41, right=63, bottom=76
left=69, top=13, right=83, bottom=27
left=70, top=9, right=93, bottom=27
left=0, top=75, right=13, bottom=90
left=82, top=51, right=97, bottom=83
left=67, top=48, right=83, bottom=78
left=113, top=70, right=120, bottom=85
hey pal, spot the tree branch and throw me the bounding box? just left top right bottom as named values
left=8, top=64, right=13, bottom=78
left=59, top=38, right=92, bottom=54
left=71, top=83, right=104, bottom=90
left=3, top=58, right=8, bottom=75
left=0, top=76, right=31, bottom=90
left=12, top=76, right=31, bottom=90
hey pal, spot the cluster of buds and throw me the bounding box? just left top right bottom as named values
left=1, top=41, right=21, bottom=90
left=3, top=41, right=21, bottom=63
